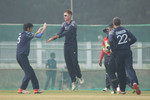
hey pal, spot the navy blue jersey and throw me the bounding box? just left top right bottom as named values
left=16, top=31, right=34, bottom=56
left=109, top=27, right=136, bottom=51
left=57, top=20, right=77, bottom=45
left=46, top=58, right=56, bottom=69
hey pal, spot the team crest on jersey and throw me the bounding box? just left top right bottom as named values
left=65, top=26, right=68, bottom=30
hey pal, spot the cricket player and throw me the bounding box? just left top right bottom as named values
left=100, top=23, right=134, bottom=93
left=99, top=23, right=114, bottom=91
left=46, top=10, right=84, bottom=90
left=108, top=17, right=141, bottom=95
left=16, top=22, right=46, bottom=94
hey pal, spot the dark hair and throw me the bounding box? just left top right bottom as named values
left=113, top=17, right=121, bottom=26
left=23, top=23, right=33, bottom=31
left=64, top=9, right=72, bottom=15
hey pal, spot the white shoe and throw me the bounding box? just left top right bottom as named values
left=119, top=91, right=126, bottom=95
left=79, top=78, right=84, bottom=84
left=72, top=82, right=76, bottom=91
left=111, top=91, right=117, bottom=94
left=103, top=88, right=110, bottom=92
left=72, top=80, right=78, bottom=91
left=117, top=87, right=120, bottom=92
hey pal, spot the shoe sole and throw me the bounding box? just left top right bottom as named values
left=111, top=91, right=117, bottom=94
left=133, top=83, right=141, bottom=95
left=103, top=89, right=110, bottom=92
left=18, top=92, right=30, bottom=94
left=119, top=91, right=126, bottom=95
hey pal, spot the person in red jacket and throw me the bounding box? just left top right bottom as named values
left=99, top=23, right=113, bottom=91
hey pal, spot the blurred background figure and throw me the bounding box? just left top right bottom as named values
left=59, top=66, right=71, bottom=90
left=44, top=52, right=57, bottom=90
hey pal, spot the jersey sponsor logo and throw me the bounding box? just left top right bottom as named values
left=104, top=41, right=110, bottom=47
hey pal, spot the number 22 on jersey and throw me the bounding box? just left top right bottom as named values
left=117, top=34, right=128, bottom=45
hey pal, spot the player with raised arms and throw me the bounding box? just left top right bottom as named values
left=46, top=10, right=84, bottom=91
left=16, top=22, right=46, bottom=94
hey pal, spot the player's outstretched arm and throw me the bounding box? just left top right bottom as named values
left=46, top=34, right=59, bottom=43
left=35, top=22, right=47, bottom=34
left=41, top=22, right=47, bottom=33
left=34, top=22, right=47, bottom=38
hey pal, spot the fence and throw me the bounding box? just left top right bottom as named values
left=0, top=24, right=150, bottom=90
left=0, top=41, right=150, bottom=69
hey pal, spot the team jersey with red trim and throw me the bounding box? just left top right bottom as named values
left=99, top=36, right=111, bottom=61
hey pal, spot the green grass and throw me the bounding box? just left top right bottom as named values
left=0, top=90, right=150, bottom=100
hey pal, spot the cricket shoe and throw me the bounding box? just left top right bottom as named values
left=103, top=88, right=110, bottom=92
left=72, top=80, right=78, bottom=91
left=18, top=88, right=30, bottom=94
left=79, top=77, right=84, bottom=84
left=133, top=83, right=141, bottom=95
left=116, top=87, right=120, bottom=92
left=34, top=89, right=43, bottom=94
left=111, top=91, right=117, bottom=94
left=119, top=90, right=126, bottom=95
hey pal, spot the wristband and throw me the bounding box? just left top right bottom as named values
left=36, top=33, right=43, bottom=38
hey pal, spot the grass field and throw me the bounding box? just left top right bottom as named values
left=0, top=90, right=150, bottom=100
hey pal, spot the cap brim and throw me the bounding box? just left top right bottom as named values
left=103, top=29, right=108, bottom=33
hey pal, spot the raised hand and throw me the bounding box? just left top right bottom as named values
left=41, top=22, right=47, bottom=33
left=36, top=27, right=43, bottom=35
